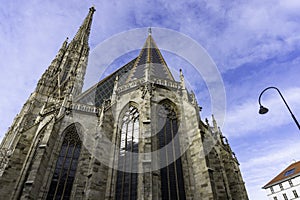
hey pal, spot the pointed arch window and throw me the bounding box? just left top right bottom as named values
left=46, top=125, right=82, bottom=200
left=115, top=105, right=139, bottom=200
left=157, top=102, right=186, bottom=200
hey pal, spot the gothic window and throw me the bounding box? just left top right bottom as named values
left=157, top=102, right=186, bottom=200
left=115, top=105, right=139, bottom=200
left=46, top=125, right=82, bottom=200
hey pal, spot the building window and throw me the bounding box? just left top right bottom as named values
left=270, top=186, right=274, bottom=194
left=288, top=180, right=293, bottom=187
left=293, top=190, right=299, bottom=198
left=284, top=168, right=295, bottom=176
left=279, top=183, right=284, bottom=190
left=273, top=197, right=278, bottom=200
left=283, top=193, right=288, bottom=200
left=157, top=102, right=186, bottom=200
left=46, top=124, right=82, bottom=200
left=115, top=105, right=139, bottom=200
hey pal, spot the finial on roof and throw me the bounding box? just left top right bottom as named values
left=62, top=37, right=69, bottom=48
left=212, top=114, right=218, bottom=129
left=205, top=118, right=209, bottom=126
left=180, top=68, right=185, bottom=87
left=90, top=5, right=96, bottom=12
left=148, top=27, right=152, bottom=35
left=70, top=6, right=95, bottom=45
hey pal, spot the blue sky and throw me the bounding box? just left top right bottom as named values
left=1, top=1, right=300, bottom=199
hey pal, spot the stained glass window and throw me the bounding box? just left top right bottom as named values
left=46, top=124, right=82, bottom=200
left=157, top=102, right=186, bottom=200
left=115, top=105, right=139, bottom=200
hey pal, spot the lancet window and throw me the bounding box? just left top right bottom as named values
left=46, top=125, right=82, bottom=200
left=115, top=105, right=139, bottom=200
left=157, top=102, right=186, bottom=200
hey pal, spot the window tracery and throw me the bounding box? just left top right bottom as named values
left=115, top=105, right=139, bottom=200
left=158, top=102, right=186, bottom=200
left=46, top=124, right=82, bottom=200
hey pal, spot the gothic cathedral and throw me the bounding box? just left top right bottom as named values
left=0, top=7, right=248, bottom=200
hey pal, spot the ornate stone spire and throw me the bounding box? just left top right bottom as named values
left=212, top=114, right=218, bottom=132
left=60, top=7, right=95, bottom=97
left=71, top=6, right=96, bottom=45
left=35, top=6, right=96, bottom=98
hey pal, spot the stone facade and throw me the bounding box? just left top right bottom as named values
left=0, top=7, right=248, bottom=200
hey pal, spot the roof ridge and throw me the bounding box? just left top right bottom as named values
left=262, top=161, right=300, bottom=188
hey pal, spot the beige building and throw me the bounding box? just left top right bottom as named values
left=263, top=161, right=300, bottom=200
left=0, top=7, right=248, bottom=200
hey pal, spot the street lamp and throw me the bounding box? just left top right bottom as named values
left=258, top=86, right=300, bottom=130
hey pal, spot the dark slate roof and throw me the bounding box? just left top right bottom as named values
left=125, top=34, right=174, bottom=82
left=75, top=34, right=176, bottom=107
left=75, top=58, right=136, bottom=106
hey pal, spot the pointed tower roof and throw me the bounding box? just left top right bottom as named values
left=71, top=6, right=95, bottom=45
left=125, top=30, right=175, bottom=83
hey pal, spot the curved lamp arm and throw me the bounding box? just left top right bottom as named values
left=258, top=86, right=300, bottom=130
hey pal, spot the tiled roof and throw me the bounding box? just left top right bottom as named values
left=75, top=58, right=136, bottom=106
left=125, top=34, right=174, bottom=83
left=262, top=161, right=300, bottom=189
left=76, top=33, right=176, bottom=107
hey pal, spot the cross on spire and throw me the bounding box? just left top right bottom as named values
left=148, top=27, right=152, bottom=35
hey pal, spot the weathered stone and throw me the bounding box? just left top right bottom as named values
left=0, top=7, right=248, bottom=200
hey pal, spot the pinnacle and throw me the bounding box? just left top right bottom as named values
left=71, top=6, right=95, bottom=45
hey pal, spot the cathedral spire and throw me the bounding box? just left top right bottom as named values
left=58, top=7, right=95, bottom=97
left=71, top=6, right=95, bottom=45
left=125, top=31, right=175, bottom=83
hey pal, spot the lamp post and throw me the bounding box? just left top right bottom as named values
left=258, top=86, right=300, bottom=130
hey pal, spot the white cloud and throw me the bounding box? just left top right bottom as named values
left=0, top=2, right=300, bottom=199
left=240, top=137, right=300, bottom=200
left=223, top=87, right=300, bottom=138
left=279, top=0, right=300, bottom=12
